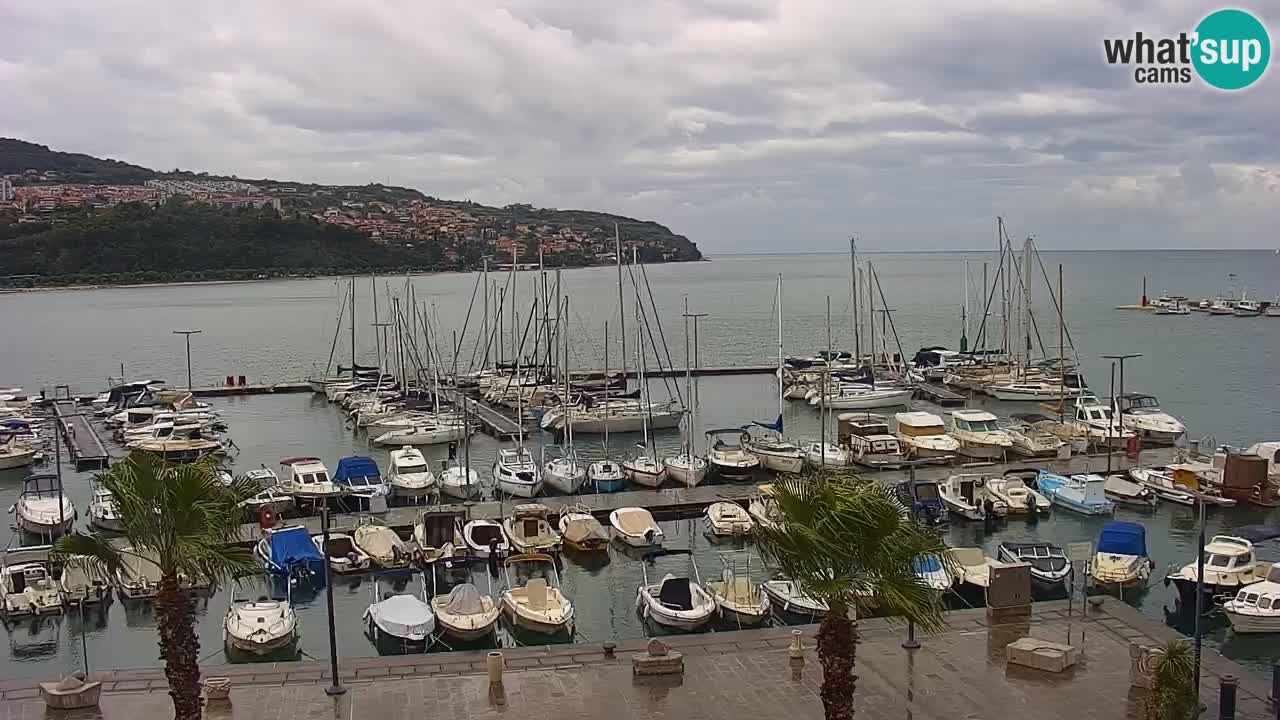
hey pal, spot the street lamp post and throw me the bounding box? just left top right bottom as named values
left=173, top=330, right=203, bottom=389
left=1103, top=353, right=1142, bottom=472
left=321, top=507, right=346, bottom=696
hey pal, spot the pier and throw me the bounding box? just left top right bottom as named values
left=51, top=399, right=109, bottom=470
left=914, top=381, right=966, bottom=406
left=447, top=391, right=523, bottom=439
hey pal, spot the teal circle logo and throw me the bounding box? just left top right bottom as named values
left=1192, top=9, right=1270, bottom=90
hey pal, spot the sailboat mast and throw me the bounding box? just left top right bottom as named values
left=850, top=237, right=860, bottom=362
left=1023, top=237, right=1033, bottom=365
left=349, top=276, right=357, bottom=368
left=683, top=298, right=692, bottom=456
left=510, top=244, right=518, bottom=370
left=637, top=306, right=651, bottom=456
left=1058, top=263, right=1066, bottom=421
left=866, top=263, right=876, bottom=382
left=776, top=273, right=784, bottom=420
left=615, top=224, right=627, bottom=387
left=482, top=259, right=489, bottom=369
left=515, top=307, right=523, bottom=450
left=564, top=296, right=573, bottom=452
left=371, top=273, right=380, bottom=365
left=822, top=295, right=831, bottom=467
left=603, top=321, right=610, bottom=458
left=961, top=260, right=969, bottom=352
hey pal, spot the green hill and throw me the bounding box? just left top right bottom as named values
left=0, top=138, right=156, bottom=184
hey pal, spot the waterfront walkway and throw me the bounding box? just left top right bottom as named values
left=1, top=599, right=1272, bottom=719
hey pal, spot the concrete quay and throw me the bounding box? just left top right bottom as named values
left=0, top=599, right=1272, bottom=719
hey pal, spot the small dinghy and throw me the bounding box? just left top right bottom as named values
left=353, top=523, right=417, bottom=569
left=224, top=592, right=299, bottom=657
left=462, top=519, right=510, bottom=559
left=761, top=577, right=827, bottom=619
left=503, top=504, right=562, bottom=554
left=431, top=577, right=500, bottom=642
left=364, top=581, right=435, bottom=653
left=705, top=552, right=770, bottom=626
left=704, top=502, right=754, bottom=536
left=312, top=532, right=372, bottom=574
left=500, top=553, right=574, bottom=637
left=1103, top=475, right=1159, bottom=509
left=636, top=549, right=718, bottom=632
left=558, top=504, right=609, bottom=552
left=58, top=555, right=111, bottom=605
left=997, top=542, right=1072, bottom=594
left=609, top=507, right=664, bottom=547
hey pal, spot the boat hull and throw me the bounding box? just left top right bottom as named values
left=748, top=449, right=805, bottom=474
left=88, top=513, right=125, bottom=533
left=956, top=443, right=1009, bottom=460
left=709, top=460, right=757, bottom=481
left=16, top=513, right=75, bottom=538
left=664, top=460, right=708, bottom=488
left=543, top=468, right=586, bottom=495
left=225, top=630, right=298, bottom=656
left=435, top=616, right=499, bottom=642
left=563, top=412, right=682, bottom=434
left=495, top=479, right=542, bottom=498
left=716, top=602, right=770, bottom=627
left=1224, top=611, right=1280, bottom=634
left=637, top=593, right=716, bottom=632
left=0, top=450, right=37, bottom=470
left=623, top=464, right=666, bottom=488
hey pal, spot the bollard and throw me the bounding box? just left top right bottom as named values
left=1219, top=675, right=1237, bottom=720
left=788, top=630, right=804, bottom=659
left=603, top=642, right=616, bottom=659
left=487, top=651, right=504, bottom=685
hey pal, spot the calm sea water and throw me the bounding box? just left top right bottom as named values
left=1, top=250, right=1278, bottom=680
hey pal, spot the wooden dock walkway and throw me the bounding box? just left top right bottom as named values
left=915, top=382, right=966, bottom=406
left=51, top=399, right=110, bottom=470
left=447, top=392, right=523, bottom=439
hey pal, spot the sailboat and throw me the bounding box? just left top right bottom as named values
left=493, top=323, right=542, bottom=497
left=588, top=322, right=627, bottom=493
left=621, top=311, right=666, bottom=487
left=543, top=298, right=586, bottom=495
left=665, top=301, right=709, bottom=487
left=745, top=275, right=805, bottom=474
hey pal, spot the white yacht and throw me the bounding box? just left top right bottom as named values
left=985, top=473, right=1050, bottom=514
left=1224, top=565, right=1280, bottom=633
left=0, top=435, right=37, bottom=471
left=1116, top=394, right=1186, bottom=444
left=1167, top=535, right=1269, bottom=612
left=1002, top=415, right=1068, bottom=457
left=12, top=473, right=75, bottom=538
left=705, top=429, right=759, bottom=480
left=949, top=410, right=1013, bottom=460
left=893, top=412, right=960, bottom=460
left=493, top=447, right=543, bottom=498
left=987, top=381, right=1083, bottom=401
left=278, top=457, right=342, bottom=499
left=224, top=595, right=299, bottom=656
left=387, top=446, right=436, bottom=500
left=1070, top=395, right=1135, bottom=448
left=503, top=504, right=562, bottom=555
left=838, top=413, right=907, bottom=469
left=2, top=552, right=62, bottom=616
left=808, top=382, right=913, bottom=410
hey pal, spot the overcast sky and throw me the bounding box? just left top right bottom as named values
left=2, top=1, right=1277, bottom=252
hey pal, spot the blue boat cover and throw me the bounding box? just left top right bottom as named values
left=1097, top=522, right=1147, bottom=557
left=334, top=456, right=381, bottom=485
left=270, top=527, right=323, bottom=570
left=913, top=555, right=943, bottom=573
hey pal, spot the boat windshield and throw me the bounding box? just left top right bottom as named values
left=1206, top=553, right=1234, bottom=568
left=968, top=420, right=998, bottom=432
left=397, top=461, right=428, bottom=474
left=915, top=484, right=940, bottom=502
left=509, top=560, right=557, bottom=587
left=1128, top=397, right=1159, bottom=409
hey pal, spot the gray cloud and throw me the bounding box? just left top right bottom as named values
left=1, top=0, right=1277, bottom=250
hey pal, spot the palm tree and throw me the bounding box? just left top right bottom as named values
left=753, top=471, right=952, bottom=720
left=53, top=452, right=260, bottom=720
left=1144, top=640, right=1198, bottom=720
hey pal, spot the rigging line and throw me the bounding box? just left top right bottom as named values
left=870, top=265, right=909, bottom=375
left=637, top=261, right=683, bottom=405
left=1031, top=242, right=1079, bottom=357
left=1004, top=242, right=1051, bottom=360
left=971, top=236, right=1011, bottom=351
left=451, top=270, right=483, bottom=372
left=322, top=283, right=351, bottom=378
left=626, top=260, right=681, bottom=406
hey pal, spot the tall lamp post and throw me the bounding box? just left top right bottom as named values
left=173, top=330, right=203, bottom=389
left=321, top=506, right=346, bottom=696
left=1102, top=353, right=1142, bottom=474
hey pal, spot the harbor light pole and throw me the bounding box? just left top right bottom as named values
left=1103, top=354, right=1142, bottom=469
left=172, top=330, right=202, bottom=389
left=321, top=506, right=346, bottom=696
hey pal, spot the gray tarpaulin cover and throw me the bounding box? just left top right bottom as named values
left=444, top=583, right=486, bottom=614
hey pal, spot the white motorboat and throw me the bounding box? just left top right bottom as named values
left=609, top=507, right=664, bottom=547
left=809, top=383, right=913, bottom=410
left=663, top=453, right=709, bottom=488
left=1003, top=416, right=1068, bottom=457
left=387, top=446, right=436, bottom=500
left=1127, top=466, right=1198, bottom=505
left=913, top=554, right=955, bottom=592
left=500, top=553, right=574, bottom=636
left=364, top=584, right=435, bottom=652
left=939, top=474, right=1004, bottom=520
left=11, top=473, right=75, bottom=538
left=352, top=523, right=416, bottom=569
left=622, top=453, right=667, bottom=488
left=744, top=435, right=805, bottom=474
left=1167, top=536, right=1270, bottom=612
left=985, top=473, right=1050, bottom=514
left=312, top=532, right=371, bottom=574
left=706, top=553, right=770, bottom=626
left=431, top=581, right=500, bottom=642
left=636, top=548, right=717, bottom=632
left=439, top=461, right=482, bottom=500
left=704, top=501, right=754, bottom=536
left=414, top=510, right=465, bottom=564
left=1, top=553, right=62, bottom=616
left=894, top=412, right=960, bottom=459
left=1069, top=395, right=1135, bottom=448
left=803, top=441, right=850, bottom=468
left=747, top=485, right=782, bottom=530
left=1224, top=565, right=1280, bottom=633
left=1233, top=298, right=1262, bottom=317
left=948, top=547, right=998, bottom=595
left=224, top=596, right=299, bottom=656
left=838, top=413, right=907, bottom=468
left=116, top=547, right=163, bottom=600
left=542, top=447, right=586, bottom=495
left=1116, top=393, right=1185, bottom=444
left=761, top=578, right=827, bottom=619
left=1089, top=522, right=1154, bottom=590
left=58, top=556, right=111, bottom=605
left=1267, top=299, right=1280, bottom=317
left=87, top=483, right=124, bottom=532
left=461, top=519, right=509, bottom=559
left=997, top=542, right=1072, bottom=594
left=0, top=436, right=37, bottom=471
left=493, top=447, right=543, bottom=498
left=372, top=420, right=469, bottom=447
left=278, top=457, right=342, bottom=499
left=949, top=410, right=1013, bottom=460
left=987, top=381, right=1083, bottom=401
left=558, top=504, right=610, bottom=552
left=1104, top=475, right=1159, bottom=509
left=1034, top=471, right=1115, bottom=515
left=706, top=429, right=760, bottom=480
left=503, top=504, right=562, bottom=554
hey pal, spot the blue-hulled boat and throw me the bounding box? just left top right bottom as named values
left=256, top=525, right=326, bottom=583
left=1035, top=470, right=1114, bottom=515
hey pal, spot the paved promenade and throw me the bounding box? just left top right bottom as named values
left=2, top=599, right=1273, bottom=719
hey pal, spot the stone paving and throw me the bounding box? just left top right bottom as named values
left=2, top=599, right=1274, bottom=719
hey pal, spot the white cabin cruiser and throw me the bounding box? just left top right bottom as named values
left=1070, top=396, right=1135, bottom=448
left=609, top=507, right=664, bottom=547
left=11, top=473, right=75, bottom=538
left=1166, top=535, right=1269, bottom=612
left=949, top=410, right=1013, bottom=460
left=503, top=504, right=562, bottom=554
left=387, top=446, right=436, bottom=500
left=278, top=457, right=342, bottom=499
left=705, top=429, right=760, bottom=480
left=224, top=595, right=299, bottom=656
left=636, top=548, right=717, bottom=632
left=985, top=473, right=1050, bottom=514
left=493, top=447, right=543, bottom=498
left=939, top=474, right=1004, bottom=520
left=1003, top=415, right=1068, bottom=457
left=1, top=552, right=62, bottom=616
left=838, top=413, right=907, bottom=469
left=894, top=412, right=960, bottom=460
left=1224, top=565, right=1280, bottom=634
left=1116, top=394, right=1185, bottom=444
left=987, top=380, right=1083, bottom=401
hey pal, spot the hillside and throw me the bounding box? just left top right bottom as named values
left=0, top=139, right=702, bottom=285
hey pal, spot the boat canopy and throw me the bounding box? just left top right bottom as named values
left=270, top=527, right=324, bottom=571
left=443, top=583, right=487, bottom=614
left=334, top=456, right=381, bottom=485
left=368, top=594, right=434, bottom=639
left=912, top=555, right=943, bottom=573
left=1097, top=522, right=1147, bottom=557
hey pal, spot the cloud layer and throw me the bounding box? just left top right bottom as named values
left=2, top=0, right=1277, bottom=250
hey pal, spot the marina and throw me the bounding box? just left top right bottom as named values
left=2, top=249, right=1279, bottom=684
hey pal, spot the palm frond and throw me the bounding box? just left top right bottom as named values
left=52, top=532, right=126, bottom=580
